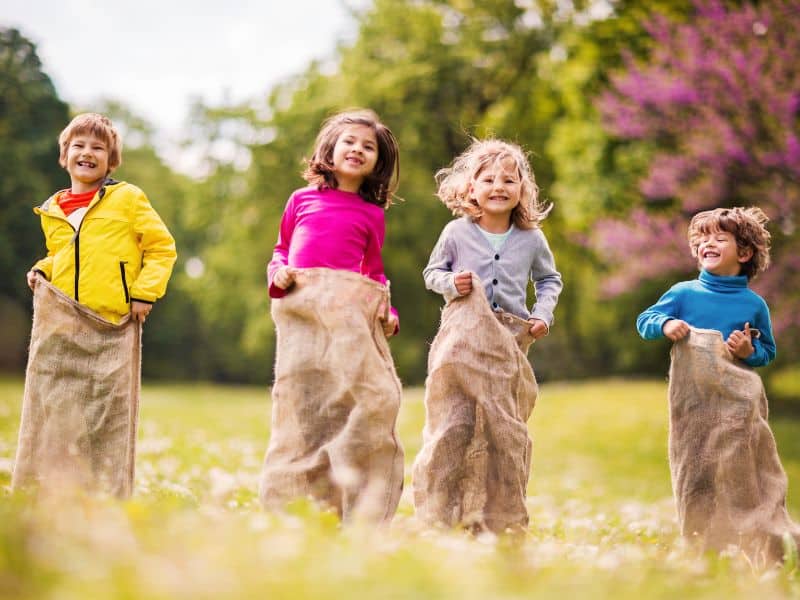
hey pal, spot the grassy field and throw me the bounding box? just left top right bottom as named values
left=2, top=376, right=800, bottom=599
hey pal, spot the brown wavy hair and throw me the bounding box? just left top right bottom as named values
left=58, top=113, right=122, bottom=173
left=303, top=109, right=399, bottom=207
left=688, top=206, right=771, bottom=279
left=434, top=138, right=550, bottom=230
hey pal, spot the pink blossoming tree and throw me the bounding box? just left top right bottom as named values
left=595, top=0, right=800, bottom=342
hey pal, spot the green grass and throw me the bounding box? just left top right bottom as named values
left=3, top=375, right=800, bottom=599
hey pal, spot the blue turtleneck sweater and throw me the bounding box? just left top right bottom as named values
left=636, top=269, right=776, bottom=367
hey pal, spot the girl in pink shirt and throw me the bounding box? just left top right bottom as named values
left=267, top=110, right=400, bottom=332
left=260, top=110, right=404, bottom=522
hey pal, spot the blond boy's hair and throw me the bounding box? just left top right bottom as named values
left=688, top=206, right=771, bottom=280
left=434, top=138, right=550, bottom=230
left=58, top=113, right=122, bottom=173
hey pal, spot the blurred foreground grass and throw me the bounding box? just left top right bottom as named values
left=2, top=376, right=800, bottom=599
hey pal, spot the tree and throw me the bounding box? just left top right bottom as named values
left=0, top=28, right=70, bottom=369
left=185, top=0, right=590, bottom=382
left=593, top=0, right=800, bottom=361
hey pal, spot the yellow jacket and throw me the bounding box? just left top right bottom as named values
left=32, top=179, right=177, bottom=323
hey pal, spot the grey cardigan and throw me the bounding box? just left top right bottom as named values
left=423, top=217, right=563, bottom=326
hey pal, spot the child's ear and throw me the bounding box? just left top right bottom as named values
left=737, top=246, right=754, bottom=263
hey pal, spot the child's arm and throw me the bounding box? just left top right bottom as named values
left=453, top=272, right=473, bottom=296
left=272, top=267, right=297, bottom=291
left=527, top=319, right=549, bottom=339
left=728, top=301, right=776, bottom=367
left=528, top=230, right=563, bottom=332
left=29, top=218, right=59, bottom=286
left=129, top=190, right=177, bottom=306
left=29, top=260, right=52, bottom=285
left=636, top=285, right=686, bottom=340
left=423, top=227, right=461, bottom=301
left=130, top=301, right=152, bottom=323
left=362, top=210, right=399, bottom=336
left=662, top=319, right=690, bottom=341
left=26, top=269, right=44, bottom=290
left=726, top=323, right=755, bottom=360
left=267, top=194, right=298, bottom=298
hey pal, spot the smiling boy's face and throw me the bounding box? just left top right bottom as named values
left=65, top=133, right=109, bottom=193
left=696, top=229, right=753, bottom=277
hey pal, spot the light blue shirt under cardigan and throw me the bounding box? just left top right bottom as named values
left=478, top=227, right=513, bottom=251
left=636, top=269, right=776, bottom=367
left=423, top=217, right=563, bottom=326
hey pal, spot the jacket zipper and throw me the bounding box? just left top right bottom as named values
left=73, top=234, right=80, bottom=301
left=71, top=182, right=109, bottom=301
left=119, top=261, right=130, bottom=304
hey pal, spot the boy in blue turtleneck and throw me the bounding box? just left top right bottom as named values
left=636, top=206, right=775, bottom=366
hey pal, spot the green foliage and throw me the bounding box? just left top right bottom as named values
left=176, top=0, right=663, bottom=383
left=589, top=0, right=800, bottom=362
left=0, top=28, right=69, bottom=369
left=4, top=377, right=800, bottom=597
left=2, top=2, right=795, bottom=385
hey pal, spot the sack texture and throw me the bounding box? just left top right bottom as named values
left=413, top=273, right=538, bottom=533
left=669, top=327, right=800, bottom=564
left=259, top=268, right=404, bottom=522
left=12, top=276, right=141, bottom=498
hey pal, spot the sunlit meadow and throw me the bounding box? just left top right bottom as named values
left=2, top=375, right=800, bottom=599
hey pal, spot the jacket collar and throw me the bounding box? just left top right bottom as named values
left=39, top=178, right=120, bottom=213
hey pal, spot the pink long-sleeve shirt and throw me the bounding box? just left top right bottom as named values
left=267, top=186, right=399, bottom=325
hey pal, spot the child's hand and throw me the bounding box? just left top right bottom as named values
left=381, top=311, right=399, bottom=338
left=527, top=318, right=549, bottom=340
left=131, top=301, right=152, bottom=323
left=726, top=322, right=755, bottom=359
left=26, top=270, right=38, bottom=291
left=453, top=272, right=473, bottom=296
left=663, top=319, right=690, bottom=341
left=273, top=266, right=297, bottom=290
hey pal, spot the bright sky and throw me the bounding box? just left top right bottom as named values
left=2, top=1, right=365, bottom=141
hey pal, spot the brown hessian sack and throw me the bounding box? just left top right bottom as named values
left=259, top=268, right=404, bottom=523
left=413, top=273, right=538, bottom=534
left=669, top=327, right=800, bottom=566
left=12, top=276, right=141, bottom=498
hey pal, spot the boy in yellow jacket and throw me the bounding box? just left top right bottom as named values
left=26, top=112, right=176, bottom=322
left=12, top=113, right=176, bottom=497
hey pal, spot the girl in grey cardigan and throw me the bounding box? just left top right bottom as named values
left=423, top=139, right=562, bottom=334
left=413, top=139, right=562, bottom=533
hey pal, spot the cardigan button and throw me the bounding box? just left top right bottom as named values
left=494, top=254, right=500, bottom=260
left=492, top=279, right=498, bottom=285
left=492, top=302, right=498, bottom=308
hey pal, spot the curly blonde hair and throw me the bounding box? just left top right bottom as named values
left=688, top=206, right=771, bottom=280
left=58, top=113, right=122, bottom=173
left=434, top=138, right=549, bottom=229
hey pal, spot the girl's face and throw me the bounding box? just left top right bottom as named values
left=696, top=229, right=752, bottom=276
left=65, top=133, right=109, bottom=193
left=331, top=124, right=378, bottom=193
left=470, top=158, right=522, bottom=223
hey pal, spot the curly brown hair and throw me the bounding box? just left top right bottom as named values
left=434, top=138, right=550, bottom=230
left=58, top=113, right=122, bottom=173
left=303, top=109, right=399, bottom=207
left=688, top=206, right=771, bottom=279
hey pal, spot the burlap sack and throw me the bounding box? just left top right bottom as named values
left=259, top=268, right=404, bottom=522
left=12, top=276, right=141, bottom=498
left=669, top=327, right=800, bottom=564
left=413, top=273, right=538, bottom=533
